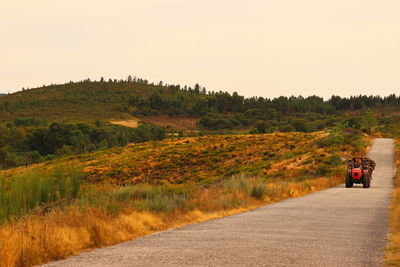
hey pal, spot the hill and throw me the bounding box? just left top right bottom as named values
left=1, top=79, right=399, bottom=130
left=8, top=130, right=365, bottom=186
left=0, top=78, right=394, bottom=171
left=0, top=81, right=153, bottom=122
left=0, top=78, right=382, bottom=266
left=0, top=129, right=367, bottom=266
left=0, top=79, right=398, bottom=266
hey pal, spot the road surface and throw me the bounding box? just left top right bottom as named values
left=45, top=138, right=394, bottom=267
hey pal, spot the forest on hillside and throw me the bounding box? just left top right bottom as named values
left=0, top=77, right=398, bottom=170
left=0, top=121, right=166, bottom=169
left=1, top=77, right=400, bottom=121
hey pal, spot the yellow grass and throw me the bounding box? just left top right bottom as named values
left=142, top=115, right=199, bottom=130
left=110, top=119, right=139, bottom=128
left=0, top=174, right=343, bottom=267
left=0, top=131, right=366, bottom=266
left=385, top=153, right=400, bottom=266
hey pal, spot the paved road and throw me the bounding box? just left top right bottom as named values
left=45, top=138, right=394, bottom=267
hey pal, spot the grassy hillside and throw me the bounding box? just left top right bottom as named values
left=0, top=81, right=154, bottom=122
left=0, top=78, right=394, bottom=266
left=0, top=78, right=389, bottom=172
left=9, top=131, right=363, bottom=186
left=0, top=129, right=367, bottom=267
left=1, top=79, right=396, bottom=129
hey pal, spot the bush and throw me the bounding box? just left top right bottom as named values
left=328, top=155, right=342, bottom=166
left=13, top=117, right=42, bottom=127
left=318, top=122, right=346, bottom=147
left=136, top=193, right=192, bottom=213
left=199, top=113, right=237, bottom=130
left=290, top=119, right=317, bottom=133
left=250, top=120, right=274, bottom=134
left=250, top=183, right=267, bottom=200
left=279, top=124, right=296, bottom=132
left=0, top=166, right=82, bottom=223
left=26, top=122, right=166, bottom=156
left=316, top=164, right=331, bottom=176
left=104, top=185, right=193, bottom=213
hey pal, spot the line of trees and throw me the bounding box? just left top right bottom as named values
left=0, top=120, right=166, bottom=169
left=2, top=78, right=399, bottom=120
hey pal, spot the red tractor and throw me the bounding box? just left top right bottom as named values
left=346, top=157, right=375, bottom=188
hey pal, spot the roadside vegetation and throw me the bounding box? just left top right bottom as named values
left=0, top=128, right=367, bottom=267
left=383, top=121, right=400, bottom=266
left=385, top=145, right=400, bottom=266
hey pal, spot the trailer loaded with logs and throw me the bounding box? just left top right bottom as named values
left=346, top=157, right=376, bottom=188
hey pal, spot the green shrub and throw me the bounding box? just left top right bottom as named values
left=283, top=152, right=295, bottom=159
left=250, top=183, right=267, bottom=200
left=328, top=155, right=342, bottom=166
left=135, top=193, right=192, bottom=213
left=0, top=166, right=82, bottom=223
left=102, top=185, right=194, bottom=213
left=316, top=164, right=331, bottom=176
left=217, top=194, right=245, bottom=210
left=199, top=113, right=237, bottom=130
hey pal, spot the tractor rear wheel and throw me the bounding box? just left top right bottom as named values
left=362, top=175, right=371, bottom=188
left=345, top=174, right=353, bottom=188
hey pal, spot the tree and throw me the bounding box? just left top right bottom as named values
left=0, top=148, right=7, bottom=167
left=255, top=120, right=268, bottom=133
left=95, top=119, right=103, bottom=128
left=291, top=119, right=317, bottom=133
left=318, top=122, right=345, bottom=147
left=361, top=109, right=378, bottom=134
left=344, top=117, right=361, bottom=129
left=194, top=84, right=200, bottom=94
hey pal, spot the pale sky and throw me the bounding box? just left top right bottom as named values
left=1, top=0, right=399, bottom=98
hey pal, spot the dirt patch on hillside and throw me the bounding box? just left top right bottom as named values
left=110, top=119, right=139, bottom=128
left=142, top=115, right=199, bottom=130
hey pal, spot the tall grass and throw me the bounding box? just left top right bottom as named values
left=79, top=174, right=271, bottom=214
left=196, top=174, right=273, bottom=210
left=225, top=173, right=271, bottom=200
left=386, top=150, right=400, bottom=266
left=0, top=167, right=82, bottom=223
left=0, top=171, right=344, bottom=267
left=79, top=184, right=193, bottom=214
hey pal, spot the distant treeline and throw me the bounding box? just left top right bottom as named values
left=0, top=120, right=165, bottom=169
left=125, top=84, right=400, bottom=117
left=1, top=78, right=399, bottom=120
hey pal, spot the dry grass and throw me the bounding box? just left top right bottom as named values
left=0, top=131, right=367, bottom=266
left=142, top=115, right=199, bottom=130
left=0, top=207, right=257, bottom=267
left=0, top=173, right=344, bottom=267
left=110, top=119, right=140, bottom=128
left=49, top=132, right=336, bottom=185
left=385, top=143, right=400, bottom=266
left=3, top=133, right=325, bottom=185
left=2, top=132, right=361, bottom=188
left=0, top=209, right=163, bottom=267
